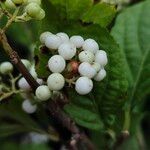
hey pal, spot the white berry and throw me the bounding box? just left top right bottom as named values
left=70, top=35, right=84, bottom=48
left=22, top=99, right=37, bottom=114
left=78, top=62, right=96, bottom=78
left=48, top=55, right=66, bottom=73
left=92, top=62, right=101, bottom=73
left=94, top=69, right=106, bottom=81
left=40, top=31, right=52, bottom=44
left=36, top=78, right=44, bottom=85
left=75, top=77, right=93, bottom=95
left=21, top=59, right=31, bottom=70
left=79, top=51, right=94, bottom=64
left=35, top=85, right=51, bottom=101
left=18, top=77, right=31, bottom=91
left=82, top=39, right=99, bottom=54
left=56, top=32, right=69, bottom=43
left=95, top=50, right=108, bottom=66
left=47, top=73, right=65, bottom=91
left=45, top=34, right=62, bottom=50
left=30, top=65, right=37, bottom=79
left=0, top=62, right=13, bottom=74
left=58, top=42, right=76, bottom=60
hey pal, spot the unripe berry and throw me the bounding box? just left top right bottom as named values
left=58, top=42, right=76, bottom=60
left=94, top=69, right=106, bottom=81
left=48, top=55, right=66, bottom=73
left=35, top=85, right=51, bottom=101
left=22, top=99, right=37, bottom=114
left=35, top=9, right=45, bottom=20
left=67, top=61, right=79, bottom=74
left=27, top=0, right=41, bottom=5
left=75, top=77, right=93, bottom=95
left=21, top=59, right=31, bottom=70
left=45, top=34, right=62, bottom=50
left=12, top=0, right=26, bottom=5
left=40, top=31, right=52, bottom=44
left=47, top=73, right=65, bottom=91
left=79, top=51, right=94, bottom=64
left=78, top=62, right=96, bottom=78
left=25, top=2, right=41, bottom=18
left=56, top=32, right=69, bottom=43
left=0, top=62, right=13, bottom=74
left=18, top=77, right=31, bottom=90
left=70, top=35, right=84, bottom=48
left=92, top=62, right=101, bottom=73
left=82, top=39, right=99, bottom=54
left=5, top=0, right=16, bottom=9
left=95, top=50, right=108, bottom=66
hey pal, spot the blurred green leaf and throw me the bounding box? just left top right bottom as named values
left=111, top=0, right=150, bottom=106
left=82, top=2, right=116, bottom=27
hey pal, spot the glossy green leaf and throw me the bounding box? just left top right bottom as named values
left=111, top=0, right=150, bottom=105
left=82, top=2, right=116, bottom=27
left=64, top=91, right=103, bottom=130
left=49, top=0, right=93, bottom=20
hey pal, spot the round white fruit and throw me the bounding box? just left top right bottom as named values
left=78, top=51, right=94, bottom=64
left=45, top=34, right=62, bottom=50
left=0, top=62, right=13, bottom=74
left=47, top=73, right=65, bottom=91
left=35, top=85, right=51, bottom=101
left=58, top=42, right=76, bottom=60
left=94, top=69, right=106, bottom=81
left=30, top=65, right=37, bottom=79
left=22, top=99, right=37, bottom=114
left=75, top=77, right=93, bottom=95
left=18, top=77, right=31, bottom=90
left=70, top=35, right=84, bottom=48
left=95, top=50, right=108, bottom=66
left=56, top=32, right=69, bottom=43
left=36, top=78, right=43, bottom=85
left=40, top=31, right=52, bottom=44
left=21, top=59, right=31, bottom=70
left=82, top=39, right=99, bottom=54
left=48, top=55, right=66, bottom=73
left=92, top=62, right=101, bottom=73
left=78, top=62, right=96, bottom=78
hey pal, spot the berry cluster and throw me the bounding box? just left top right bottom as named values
left=3, top=0, right=45, bottom=20
left=37, top=31, right=108, bottom=98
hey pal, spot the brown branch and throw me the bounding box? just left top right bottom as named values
left=48, top=100, right=96, bottom=150
left=0, top=32, right=39, bottom=91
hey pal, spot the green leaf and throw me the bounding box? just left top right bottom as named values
left=111, top=0, right=150, bottom=105
left=49, top=0, right=93, bottom=20
left=0, top=124, right=29, bottom=138
left=82, top=2, right=116, bottom=27
left=64, top=90, right=103, bottom=130
left=34, top=46, right=51, bottom=78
